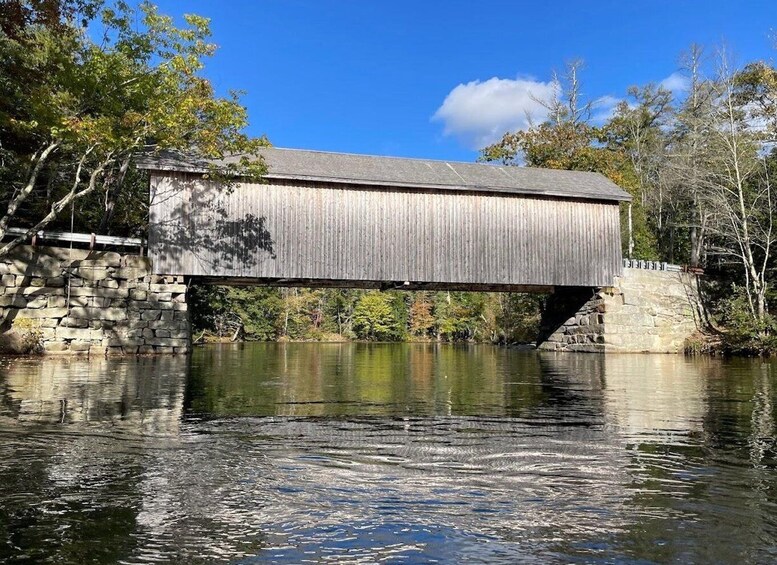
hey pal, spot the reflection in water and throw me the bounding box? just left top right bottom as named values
left=543, top=353, right=777, bottom=563
left=0, top=356, right=187, bottom=432
left=0, top=344, right=776, bottom=563
left=0, top=356, right=189, bottom=564
left=187, top=343, right=552, bottom=418
left=542, top=353, right=709, bottom=439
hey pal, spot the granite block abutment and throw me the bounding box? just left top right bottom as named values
left=538, top=268, right=703, bottom=353
left=0, top=246, right=190, bottom=355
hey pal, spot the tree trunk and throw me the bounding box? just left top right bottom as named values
left=690, top=226, right=700, bottom=267
left=0, top=141, right=59, bottom=244
left=97, top=155, right=131, bottom=234
left=0, top=155, right=110, bottom=258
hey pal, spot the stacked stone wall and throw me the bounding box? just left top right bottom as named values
left=536, top=287, right=607, bottom=353
left=0, top=246, right=189, bottom=355
left=539, top=268, right=702, bottom=353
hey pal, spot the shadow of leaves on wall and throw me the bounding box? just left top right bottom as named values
left=212, top=212, right=276, bottom=270
left=148, top=173, right=276, bottom=275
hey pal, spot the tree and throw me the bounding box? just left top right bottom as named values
left=699, top=54, right=775, bottom=324
left=409, top=293, right=435, bottom=338
left=495, top=293, right=542, bottom=344
left=661, top=48, right=777, bottom=330
left=352, top=291, right=405, bottom=341
left=660, top=45, right=719, bottom=267
left=433, top=291, right=491, bottom=342
left=321, top=289, right=359, bottom=338
left=0, top=0, right=267, bottom=256
left=603, top=84, right=674, bottom=260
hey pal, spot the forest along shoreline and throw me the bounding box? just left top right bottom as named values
left=188, top=287, right=542, bottom=347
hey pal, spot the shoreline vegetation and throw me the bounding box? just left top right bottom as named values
left=188, top=283, right=777, bottom=357
left=188, top=286, right=543, bottom=348
left=194, top=335, right=537, bottom=348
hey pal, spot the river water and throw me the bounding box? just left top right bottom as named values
left=0, top=343, right=775, bottom=564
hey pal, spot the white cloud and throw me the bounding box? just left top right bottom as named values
left=660, top=72, right=690, bottom=93
left=432, top=76, right=558, bottom=149
left=591, top=95, right=624, bottom=125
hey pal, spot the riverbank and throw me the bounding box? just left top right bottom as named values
left=193, top=331, right=535, bottom=347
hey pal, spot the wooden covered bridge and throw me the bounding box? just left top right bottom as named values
left=139, top=148, right=631, bottom=292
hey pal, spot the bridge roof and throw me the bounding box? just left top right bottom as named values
left=138, top=147, right=632, bottom=202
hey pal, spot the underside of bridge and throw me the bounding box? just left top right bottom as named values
left=192, top=276, right=555, bottom=294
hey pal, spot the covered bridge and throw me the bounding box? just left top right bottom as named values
left=138, top=148, right=631, bottom=291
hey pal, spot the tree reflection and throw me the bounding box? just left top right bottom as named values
left=185, top=343, right=554, bottom=418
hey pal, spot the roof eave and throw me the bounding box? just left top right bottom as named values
left=135, top=157, right=633, bottom=203
left=263, top=173, right=633, bottom=202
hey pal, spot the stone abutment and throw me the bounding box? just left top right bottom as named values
left=0, top=245, right=189, bottom=355
left=538, top=268, right=703, bottom=353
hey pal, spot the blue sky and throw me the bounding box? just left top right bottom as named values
left=151, top=0, right=776, bottom=162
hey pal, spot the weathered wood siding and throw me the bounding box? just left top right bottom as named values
left=148, top=172, right=623, bottom=287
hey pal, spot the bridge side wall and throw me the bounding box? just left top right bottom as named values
left=148, top=172, right=623, bottom=288
left=0, top=246, right=189, bottom=355
left=538, top=268, right=702, bottom=353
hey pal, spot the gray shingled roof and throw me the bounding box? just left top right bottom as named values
left=137, top=147, right=632, bottom=202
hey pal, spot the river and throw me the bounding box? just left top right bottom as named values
left=0, top=343, right=775, bottom=563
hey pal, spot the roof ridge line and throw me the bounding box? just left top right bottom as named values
left=263, top=146, right=605, bottom=175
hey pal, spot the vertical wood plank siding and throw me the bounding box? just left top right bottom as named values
left=148, top=172, right=623, bottom=287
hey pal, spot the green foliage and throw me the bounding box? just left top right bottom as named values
left=320, top=289, right=359, bottom=338
left=280, top=288, right=325, bottom=340
left=189, top=285, right=544, bottom=345
left=495, top=293, right=542, bottom=344
left=352, top=291, right=406, bottom=341
left=715, top=286, right=777, bottom=355
left=189, top=285, right=283, bottom=340
left=434, top=291, right=488, bottom=342
left=0, top=0, right=268, bottom=248
left=224, top=288, right=283, bottom=340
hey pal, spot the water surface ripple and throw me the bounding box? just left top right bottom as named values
left=0, top=343, right=776, bottom=563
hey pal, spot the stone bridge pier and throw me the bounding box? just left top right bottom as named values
left=538, top=267, right=703, bottom=353
left=0, top=245, right=190, bottom=355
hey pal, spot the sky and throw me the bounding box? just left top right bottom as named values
left=149, top=0, right=777, bottom=163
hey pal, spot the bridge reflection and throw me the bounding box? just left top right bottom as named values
left=538, top=352, right=708, bottom=441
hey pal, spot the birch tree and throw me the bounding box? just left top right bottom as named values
left=695, top=53, right=777, bottom=325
